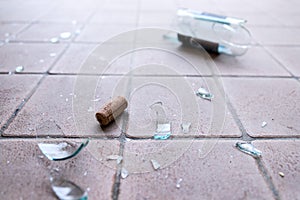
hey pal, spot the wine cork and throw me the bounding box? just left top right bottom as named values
left=95, top=96, right=128, bottom=126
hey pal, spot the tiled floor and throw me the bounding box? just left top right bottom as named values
left=1, top=0, right=300, bottom=200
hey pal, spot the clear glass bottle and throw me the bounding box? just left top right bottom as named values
left=176, top=8, right=252, bottom=56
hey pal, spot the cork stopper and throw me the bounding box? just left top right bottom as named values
left=95, top=96, right=128, bottom=126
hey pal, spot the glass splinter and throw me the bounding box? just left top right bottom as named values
left=51, top=178, right=88, bottom=200
left=60, top=32, right=72, bottom=39
left=106, top=155, right=123, bottom=164
left=195, top=87, right=214, bottom=101
left=181, top=122, right=191, bottom=134
left=261, top=121, right=267, bottom=128
left=236, top=142, right=262, bottom=158
left=150, top=159, right=161, bottom=170
left=154, top=123, right=171, bottom=140
left=15, top=65, right=24, bottom=72
left=121, top=168, right=129, bottom=179
left=38, top=140, right=89, bottom=161
left=176, top=178, right=183, bottom=189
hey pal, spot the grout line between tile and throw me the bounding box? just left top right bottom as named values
left=255, top=158, right=281, bottom=200
left=225, top=97, right=253, bottom=141
left=262, top=45, right=296, bottom=77
left=5, top=72, right=295, bottom=79
left=111, top=2, right=141, bottom=199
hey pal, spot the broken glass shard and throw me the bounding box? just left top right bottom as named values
left=195, top=87, right=214, bottom=100
left=75, top=29, right=81, bottom=35
left=50, top=37, right=59, bottom=43
left=235, top=142, right=262, bottom=158
left=150, top=101, right=167, bottom=124
left=38, top=140, right=89, bottom=161
left=176, top=178, right=183, bottom=188
left=106, top=155, right=123, bottom=164
left=121, top=168, right=128, bottom=179
left=181, top=122, right=191, bottom=134
left=50, top=53, right=57, bottom=57
left=154, top=123, right=171, bottom=140
left=15, top=65, right=24, bottom=72
left=60, top=32, right=72, bottom=39
left=91, top=98, right=101, bottom=102
left=150, top=159, right=160, bottom=170
left=261, top=121, right=267, bottom=128
left=87, top=107, right=93, bottom=112
left=51, top=178, right=88, bottom=200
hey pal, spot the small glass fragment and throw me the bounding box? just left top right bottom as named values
left=91, top=98, right=101, bottom=102
left=150, top=159, right=160, bottom=170
left=176, top=178, right=183, bottom=189
left=106, top=155, right=123, bottom=164
left=87, top=107, right=94, bottom=112
left=51, top=178, right=88, bottom=200
left=60, top=32, right=72, bottom=39
left=75, top=29, right=81, bottom=35
left=235, top=142, right=262, bottom=158
left=50, top=53, right=57, bottom=57
left=15, top=65, right=24, bottom=72
left=150, top=101, right=167, bottom=124
left=279, top=172, right=284, bottom=178
left=39, top=59, right=44, bottom=63
left=50, top=37, right=59, bottom=43
left=261, top=121, right=267, bottom=128
left=38, top=140, right=89, bottom=161
left=195, top=87, right=214, bottom=101
left=154, top=123, right=171, bottom=140
left=121, top=168, right=128, bottom=179
left=181, top=122, right=191, bottom=134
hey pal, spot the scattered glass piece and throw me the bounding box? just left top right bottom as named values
left=176, top=178, right=183, bottom=189
left=279, top=172, right=284, bottom=178
left=150, top=101, right=167, bottom=124
left=181, top=122, right=191, bottom=134
left=38, top=140, right=89, bottom=161
left=15, top=65, right=24, bottom=72
left=261, top=121, right=267, bottom=128
left=60, top=32, right=72, bottom=39
left=51, top=178, right=88, bottom=200
left=235, top=142, right=262, bottom=158
left=50, top=53, right=57, bottom=57
left=75, top=29, right=81, bottom=35
left=65, top=98, right=69, bottom=102
left=106, top=155, right=123, bottom=164
left=83, top=171, right=88, bottom=176
left=154, top=123, right=171, bottom=140
left=150, top=159, right=160, bottom=170
left=39, top=59, right=45, bottom=63
left=195, top=87, right=214, bottom=101
left=91, top=98, right=101, bottom=102
left=87, top=107, right=93, bottom=112
left=8, top=71, right=13, bottom=75
left=71, top=20, right=77, bottom=25
left=50, top=37, right=59, bottom=43
left=121, top=168, right=128, bottom=179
